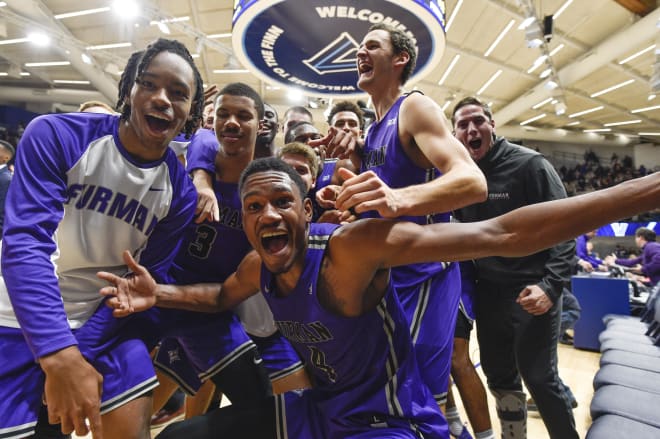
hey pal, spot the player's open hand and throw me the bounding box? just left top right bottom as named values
left=97, top=250, right=158, bottom=316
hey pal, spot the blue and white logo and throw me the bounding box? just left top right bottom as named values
left=232, top=0, right=446, bottom=98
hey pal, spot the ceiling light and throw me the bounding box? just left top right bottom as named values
left=554, top=102, right=567, bottom=115
left=191, top=53, right=200, bottom=58
left=551, top=99, right=558, bottom=104
left=553, top=0, right=574, bottom=20
left=53, top=79, right=91, bottom=84
left=0, top=38, right=29, bottom=46
left=24, top=61, right=71, bottom=67
left=603, top=120, right=641, bottom=127
left=618, top=44, right=655, bottom=65
left=549, top=44, right=564, bottom=57
left=568, top=106, right=604, bottom=118
left=631, top=104, right=660, bottom=113
left=525, top=22, right=543, bottom=48
left=86, top=42, right=132, bottom=50
left=518, top=16, right=535, bottom=30
left=545, top=80, right=559, bottom=90
left=0, top=72, right=6, bottom=76
left=649, top=94, right=657, bottom=101
left=532, top=97, right=552, bottom=109
left=112, top=0, right=139, bottom=19
left=445, top=0, right=464, bottom=32
left=438, top=54, right=460, bottom=85
left=441, top=100, right=452, bottom=112
left=81, top=53, right=93, bottom=64
left=287, top=89, right=304, bottom=102
left=484, top=19, right=515, bottom=57
left=207, top=33, right=232, bottom=39
left=26, top=32, right=50, bottom=46
left=566, top=121, right=580, bottom=126
left=539, top=68, right=552, bottom=79
left=590, top=79, right=635, bottom=97
left=54, top=7, right=110, bottom=19
left=149, top=17, right=190, bottom=25
left=584, top=128, right=611, bottom=133
left=477, top=70, right=502, bottom=95
left=639, top=132, right=660, bottom=136
left=0, top=2, right=6, bottom=7
left=156, top=22, right=170, bottom=34
left=520, top=113, right=546, bottom=126
left=20, top=72, right=30, bottom=76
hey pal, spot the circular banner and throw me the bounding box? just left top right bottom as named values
left=232, top=0, right=446, bottom=98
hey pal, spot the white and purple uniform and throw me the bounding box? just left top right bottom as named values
left=262, top=223, right=447, bottom=438
left=0, top=112, right=196, bottom=437
left=360, top=94, right=461, bottom=405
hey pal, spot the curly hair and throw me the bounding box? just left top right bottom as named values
left=216, top=82, right=265, bottom=120
left=326, top=100, right=364, bottom=129
left=117, top=39, right=204, bottom=139
left=239, top=157, right=308, bottom=200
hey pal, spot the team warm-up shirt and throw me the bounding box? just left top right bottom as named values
left=0, top=112, right=197, bottom=358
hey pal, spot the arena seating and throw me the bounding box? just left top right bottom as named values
left=586, top=284, right=660, bottom=438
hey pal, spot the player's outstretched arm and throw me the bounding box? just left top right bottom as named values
left=98, top=250, right=261, bottom=315
left=347, top=172, right=659, bottom=269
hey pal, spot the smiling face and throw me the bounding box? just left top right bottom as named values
left=241, top=170, right=312, bottom=275
left=330, top=110, right=361, bottom=138
left=214, top=94, right=260, bottom=158
left=356, top=29, right=409, bottom=92
left=452, top=104, right=496, bottom=162
left=258, top=103, right=279, bottom=145
left=122, top=51, right=195, bottom=161
left=286, top=123, right=321, bottom=145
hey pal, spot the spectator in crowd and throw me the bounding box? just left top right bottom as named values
left=609, top=227, right=660, bottom=287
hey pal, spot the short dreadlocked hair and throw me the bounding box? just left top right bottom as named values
left=117, top=39, right=204, bottom=139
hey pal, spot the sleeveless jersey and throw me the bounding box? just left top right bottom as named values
left=360, top=94, right=448, bottom=288
left=260, top=222, right=445, bottom=438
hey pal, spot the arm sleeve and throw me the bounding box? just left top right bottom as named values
left=185, top=129, right=218, bottom=174
left=615, top=256, right=642, bottom=267
left=526, top=156, right=575, bottom=304
left=1, top=116, right=79, bottom=358
left=641, top=246, right=660, bottom=278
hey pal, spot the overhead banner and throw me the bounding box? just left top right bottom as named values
left=232, top=0, right=446, bottom=98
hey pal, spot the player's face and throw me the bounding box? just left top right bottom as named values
left=290, top=124, right=321, bottom=145
left=280, top=153, right=316, bottom=193
left=214, top=94, right=259, bottom=157
left=202, top=103, right=215, bottom=129
left=258, top=104, right=279, bottom=144
left=331, top=111, right=361, bottom=138
left=356, top=29, right=397, bottom=92
left=127, top=51, right=195, bottom=160
left=241, top=171, right=312, bottom=275
left=452, top=104, right=496, bottom=162
left=282, top=111, right=312, bottom=134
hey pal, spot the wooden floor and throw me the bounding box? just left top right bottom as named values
left=75, top=337, right=600, bottom=439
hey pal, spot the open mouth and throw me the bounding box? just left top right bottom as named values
left=261, top=231, right=289, bottom=254
left=358, top=63, right=373, bottom=75
left=145, top=115, right=172, bottom=134
left=468, top=139, right=482, bottom=150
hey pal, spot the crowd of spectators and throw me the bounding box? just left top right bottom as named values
left=557, top=149, right=652, bottom=196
